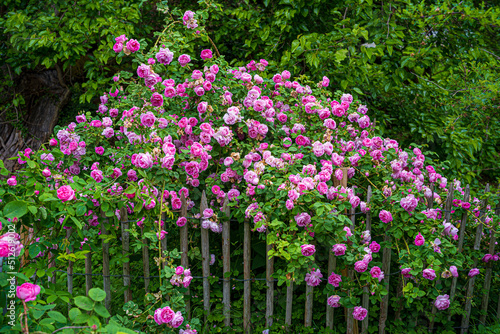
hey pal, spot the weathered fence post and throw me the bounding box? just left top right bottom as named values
left=101, top=213, right=111, bottom=313
left=222, top=195, right=231, bottom=327
left=266, top=228, right=274, bottom=328
left=430, top=182, right=454, bottom=332
left=362, top=186, right=372, bottom=334
left=449, top=185, right=470, bottom=321
left=84, top=226, right=92, bottom=296
left=243, top=219, right=251, bottom=333
left=285, top=280, right=294, bottom=330
left=479, top=188, right=499, bottom=324
left=461, top=184, right=490, bottom=334
left=120, top=207, right=132, bottom=303
left=180, top=193, right=190, bottom=320
left=66, top=228, right=73, bottom=313
left=200, top=191, right=210, bottom=320
left=325, top=254, right=336, bottom=330
left=304, top=284, right=314, bottom=327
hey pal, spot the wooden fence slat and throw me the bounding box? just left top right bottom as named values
left=379, top=229, right=391, bottom=334
left=266, top=229, right=274, bottom=328
left=101, top=214, right=111, bottom=313
left=66, top=228, right=73, bottom=313
left=349, top=202, right=358, bottom=334
left=449, top=185, right=470, bottom=321
left=285, top=280, right=294, bottom=330
left=180, top=193, right=190, bottom=320
left=304, top=284, right=313, bottom=327
left=243, top=219, right=251, bottom=333
left=326, top=254, right=336, bottom=329
left=120, top=207, right=132, bottom=303
left=200, top=191, right=210, bottom=320
left=430, top=182, right=454, bottom=331
left=461, top=184, right=490, bottom=334
left=142, top=228, right=150, bottom=292
left=480, top=189, right=499, bottom=324
left=84, top=226, right=92, bottom=296
left=222, top=195, right=231, bottom=327
left=362, top=186, right=372, bottom=334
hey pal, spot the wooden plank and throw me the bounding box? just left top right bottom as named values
left=379, top=229, right=391, bottom=334
left=102, top=214, right=111, bottom=313
left=200, top=191, right=211, bottom=320
left=326, top=254, right=336, bottom=329
left=84, top=226, right=92, bottom=296
left=461, top=184, right=490, bottom=334
left=222, top=195, right=231, bottom=327
left=362, top=186, right=372, bottom=334
left=120, top=207, right=132, bottom=303
left=243, top=219, right=251, bottom=333
left=180, top=193, right=190, bottom=320
left=304, top=284, right=313, bottom=327
left=430, top=182, right=454, bottom=332
left=66, top=228, right=73, bottom=313
left=349, top=200, right=358, bottom=334
left=142, top=228, right=150, bottom=292
left=285, top=280, right=294, bottom=330
left=266, top=229, right=274, bottom=328
left=480, top=188, right=498, bottom=324
left=449, top=185, right=470, bottom=320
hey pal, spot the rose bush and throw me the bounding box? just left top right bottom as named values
left=0, top=2, right=499, bottom=333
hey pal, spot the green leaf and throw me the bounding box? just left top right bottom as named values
left=94, top=303, right=111, bottom=318
left=88, top=288, right=106, bottom=302
left=69, top=308, right=81, bottom=321
left=29, top=244, right=41, bottom=259
left=48, top=311, right=67, bottom=323
left=31, top=309, right=46, bottom=320
left=76, top=205, right=87, bottom=216
left=73, top=312, right=90, bottom=324
left=74, top=296, right=94, bottom=311
left=3, top=201, right=28, bottom=219
left=70, top=216, right=83, bottom=229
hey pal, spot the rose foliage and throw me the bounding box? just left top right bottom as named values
left=0, top=3, right=499, bottom=333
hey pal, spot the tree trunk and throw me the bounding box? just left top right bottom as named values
left=0, top=67, right=69, bottom=172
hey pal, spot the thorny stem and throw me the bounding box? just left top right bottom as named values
left=21, top=300, right=29, bottom=334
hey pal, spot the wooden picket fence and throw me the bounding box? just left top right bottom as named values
left=44, top=172, right=499, bottom=334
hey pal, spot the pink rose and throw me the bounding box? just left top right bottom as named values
left=151, top=92, right=164, bottom=107
left=354, top=260, right=368, bottom=273
left=201, top=49, right=213, bottom=60
left=16, top=283, right=41, bottom=302
left=175, top=266, right=184, bottom=275
left=379, top=210, right=393, bottom=223
left=434, top=295, right=450, bottom=311
left=370, top=266, right=382, bottom=278
left=300, top=244, right=316, bottom=257
left=327, top=295, right=341, bottom=308
left=178, top=54, right=191, bottom=67
left=369, top=241, right=380, bottom=253
left=332, top=244, right=346, bottom=256
left=423, top=268, right=436, bottom=280
left=125, top=39, right=140, bottom=53
left=57, top=185, right=75, bottom=202
left=414, top=232, right=425, bottom=246
left=177, top=217, right=187, bottom=227
left=352, top=306, right=367, bottom=321
left=328, top=272, right=342, bottom=287
left=171, top=311, right=184, bottom=328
